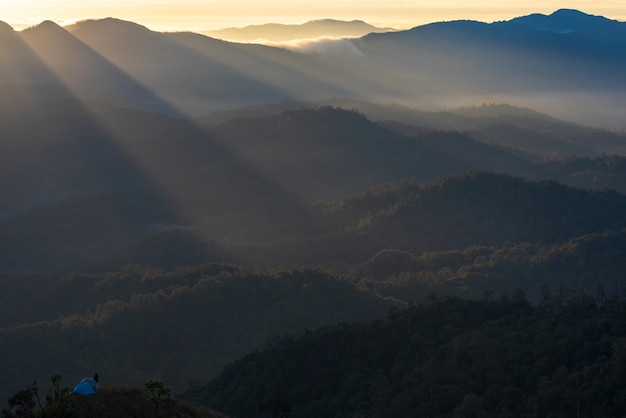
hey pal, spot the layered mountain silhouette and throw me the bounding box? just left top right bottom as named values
left=3, top=9, right=626, bottom=414
left=2, top=97, right=625, bottom=274
left=205, top=19, right=394, bottom=42
left=353, top=10, right=626, bottom=125
left=0, top=9, right=623, bottom=125
left=512, top=8, right=624, bottom=34
left=5, top=173, right=626, bottom=401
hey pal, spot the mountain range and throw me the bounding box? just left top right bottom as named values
left=3, top=8, right=626, bottom=413
left=2, top=99, right=626, bottom=274
left=204, top=19, right=394, bottom=42
left=0, top=9, right=624, bottom=126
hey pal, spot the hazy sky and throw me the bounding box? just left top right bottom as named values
left=1, top=1, right=624, bottom=32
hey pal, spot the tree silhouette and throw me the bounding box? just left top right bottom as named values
left=144, top=380, right=173, bottom=418
left=259, top=399, right=292, bottom=418
left=1, top=382, right=39, bottom=418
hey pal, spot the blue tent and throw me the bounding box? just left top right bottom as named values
left=72, top=378, right=99, bottom=395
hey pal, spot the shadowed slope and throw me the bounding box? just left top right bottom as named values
left=0, top=99, right=310, bottom=273
left=357, top=15, right=626, bottom=93
left=65, top=385, right=227, bottom=418
left=168, top=31, right=355, bottom=103
left=204, top=107, right=531, bottom=201
left=0, top=21, right=58, bottom=93
left=66, top=18, right=314, bottom=114
left=351, top=10, right=626, bottom=126
left=0, top=28, right=188, bottom=273
left=186, top=297, right=626, bottom=418
left=19, top=21, right=179, bottom=114
left=1, top=19, right=325, bottom=274
left=0, top=266, right=397, bottom=402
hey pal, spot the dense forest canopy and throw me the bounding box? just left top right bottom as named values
left=0, top=265, right=397, bottom=401
left=2, top=8, right=626, bottom=417
left=3, top=103, right=626, bottom=406
left=185, top=294, right=626, bottom=418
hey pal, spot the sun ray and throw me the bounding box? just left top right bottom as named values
left=2, top=21, right=308, bottom=262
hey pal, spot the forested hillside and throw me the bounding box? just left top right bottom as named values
left=534, top=155, right=626, bottom=194
left=186, top=295, right=626, bottom=418
left=2, top=8, right=626, bottom=417
left=355, top=229, right=626, bottom=302
left=4, top=122, right=626, bottom=406
left=226, top=172, right=626, bottom=269
left=5, top=199, right=626, bottom=403
left=0, top=265, right=397, bottom=402
left=205, top=100, right=626, bottom=158
left=6, top=101, right=626, bottom=275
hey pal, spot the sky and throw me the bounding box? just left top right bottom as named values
left=1, top=1, right=624, bottom=32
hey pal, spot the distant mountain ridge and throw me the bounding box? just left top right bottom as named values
left=354, top=9, right=626, bottom=127
left=0, top=9, right=623, bottom=126
left=204, top=19, right=394, bottom=42
left=512, top=8, right=622, bottom=33
left=4, top=9, right=626, bottom=414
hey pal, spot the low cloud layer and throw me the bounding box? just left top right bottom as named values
left=254, top=36, right=365, bottom=56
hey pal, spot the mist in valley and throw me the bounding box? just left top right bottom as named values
left=2, top=8, right=626, bottom=418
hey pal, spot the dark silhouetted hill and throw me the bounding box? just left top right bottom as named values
left=63, top=18, right=355, bottom=115
left=186, top=296, right=626, bottom=417
left=219, top=172, right=626, bottom=270
left=354, top=9, right=626, bottom=127
left=203, top=107, right=499, bottom=201
left=5, top=173, right=626, bottom=406
left=534, top=155, right=626, bottom=194
left=205, top=100, right=626, bottom=158
left=512, top=8, right=623, bottom=34
left=0, top=10, right=623, bottom=126
left=0, top=265, right=397, bottom=402
left=355, top=228, right=626, bottom=302
left=65, top=385, right=227, bottom=418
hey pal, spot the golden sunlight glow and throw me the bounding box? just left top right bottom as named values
left=1, top=1, right=624, bottom=32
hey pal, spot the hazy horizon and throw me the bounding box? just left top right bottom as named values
left=3, top=3, right=626, bottom=412
left=2, top=1, right=625, bottom=33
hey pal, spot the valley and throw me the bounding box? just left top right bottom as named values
left=1, top=8, right=626, bottom=417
